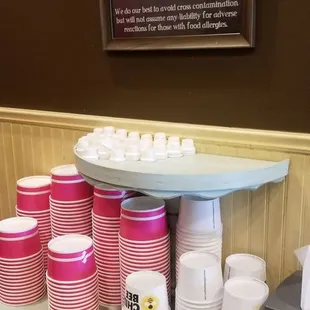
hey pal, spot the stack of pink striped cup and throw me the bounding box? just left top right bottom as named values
left=47, top=235, right=99, bottom=310
left=0, top=217, right=46, bottom=306
left=92, top=186, right=125, bottom=308
left=119, top=197, right=171, bottom=304
left=15, top=176, right=52, bottom=269
left=50, top=165, right=93, bottom=237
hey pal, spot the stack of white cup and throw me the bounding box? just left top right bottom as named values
left=222, top=277, right=269, bottom=310
left=123, top=271, right=170, bottom=310
left=221, top=253, right=268, bottom=310
left=176, top=196, right=222, bottom=281
left=176, top=251, right=223, bottom=310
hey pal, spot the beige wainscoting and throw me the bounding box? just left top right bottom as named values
left=0, top=107, right=310, bottom=291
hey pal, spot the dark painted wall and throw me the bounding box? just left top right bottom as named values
left=1, top=0, right=310, bottom=132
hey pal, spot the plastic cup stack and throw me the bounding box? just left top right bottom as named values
left=50, top=165, right=93, bottom=237
left=221, top=277, right=269, bottom=310
left=223, top=253, right=267, bottom=283
left=47, top=235, right=99, bottom=310
left=92, top=186, right=125, bottom=308
left=119, top=197, right=171, bottom=304
left=0, top=217, right=46, bottom=306
left=176, top=197, right=222, bottom=281
left=124, top=271, right=170, bottom=310
left=176, top=251, right=223, bottom=310
left=15, top=176, right=52, bottom=269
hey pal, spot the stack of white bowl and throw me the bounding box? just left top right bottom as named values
left=176, top=251, right=223, bottom=310
left=221, top=253, right=269, bottom=309
left=176, top=196, right=222, bottom=281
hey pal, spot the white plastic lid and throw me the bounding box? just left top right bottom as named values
left=0, top=217, right=38, bottom=233
left=84, top=147, right=98, bottom=156
left=154, top=142, right=167, bottom=160
left=51, top=165, right=78, bottom=176
left=110, top=148, right=126, bottom=162
left=141, top=134, right=153, bottom=141
left=128, top=132, right=140, bottom=139
left=154, top=139, right=167, bottom=147
left=101, top=135, right=114, bottom=150
left=140, top=140, right=153, bottom=152
left=116, top=129, right=127, bottom=138
left=167, top=141, right=183, bottom=158
left=48, top=234, right=92, bottom=254
left=98, top=147, right=111, bottom=160
left=154, top=132, right=166, bottom=140
left=17, top=176, right=51, bottom=188
left=93, top=127, right=104, bottom=134
left=168, top=136, right=180, bottom=144
left=141, top=148, right=156, bottom=163
left=126, top=144, right=140, bottom=155
left=182, top=139, right=194, bottom=148
left=103, top=126, right=115, bottom=135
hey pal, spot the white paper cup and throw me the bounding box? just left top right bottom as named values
left=223, top=253, right=266, bottom=282
left=176, top=291, right=223, bottom=309
left=178, top=197, right=221, bottom=233
left=124, top=271, right=169, bottom=310
left=177, top=251, right=223, bottom=302
left=222, top=277, right=269, bottom=310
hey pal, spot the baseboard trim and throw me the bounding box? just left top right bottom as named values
left=0, top=107, right=309, bottom=154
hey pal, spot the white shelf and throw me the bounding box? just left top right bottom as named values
left=74, top=148, right=290, bottom=199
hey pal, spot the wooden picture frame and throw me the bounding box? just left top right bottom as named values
left=100, top=0, right=256, bottom=51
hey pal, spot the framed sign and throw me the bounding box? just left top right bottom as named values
left=100, top=0, right=256, bottom=51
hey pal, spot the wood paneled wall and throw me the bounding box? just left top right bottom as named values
left=1, top=108, right=310, bottom=291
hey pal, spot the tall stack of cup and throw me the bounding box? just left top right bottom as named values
left=92, top=186, right=125, bottom=308
left=15, top=176, right=52, bottom=269
left=0, top=217, right=46, bottom=305
left=50, top=165, right=93, bottom=237
left=47, top=235, right=99, bottom=310
left=124, top=271, right=170, bottom=310
left=119, top=197, right=171, bottom=305
left=176, top=251, right=223, bottom=310
left=176, top=196, right=222, bottom=281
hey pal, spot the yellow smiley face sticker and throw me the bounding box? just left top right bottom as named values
left=141, top=296, right=160, bottom=310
